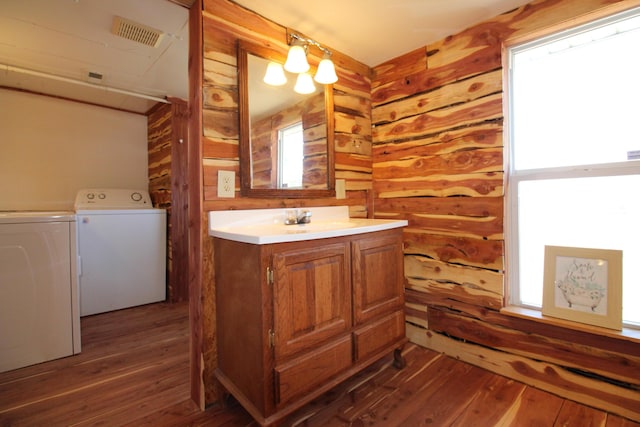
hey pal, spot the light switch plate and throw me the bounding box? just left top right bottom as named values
left=336, top=179, right=346, bottom=199
left=218, top=170, right=235, bottom=198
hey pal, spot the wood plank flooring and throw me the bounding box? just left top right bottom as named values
left=0, top=302, right=637, bottom=426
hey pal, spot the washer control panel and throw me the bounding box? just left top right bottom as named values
left=74, top=189, right=153, bottom=210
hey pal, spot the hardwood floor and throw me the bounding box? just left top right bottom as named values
left=0, top=302, right=637, bottom=427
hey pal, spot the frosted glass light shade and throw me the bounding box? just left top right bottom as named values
left=294, top=72, right=315, bottom=94
left=263, top=61, right=287, bottom=86
left=314, top=57, right=338, bottom=84
left=284, top=45, right=310, bottom=73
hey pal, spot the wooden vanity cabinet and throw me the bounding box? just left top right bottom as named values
left=213, top=228, right=406, bottom=426
left=352, top=232, right=406, bottom=363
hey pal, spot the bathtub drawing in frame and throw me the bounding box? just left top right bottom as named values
left=542, top=245, right=623, bottom=330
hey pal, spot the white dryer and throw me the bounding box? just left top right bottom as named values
left=0, top=211, right=81, bottom=373
left=75, top=189, right=166, bottom=316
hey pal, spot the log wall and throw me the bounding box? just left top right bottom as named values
left=371, top=0, right=640, bottom=421
left=200, top=0, right=373, bottom=403
left=148, top=99, right=190, bottom=303
left=148, top=103, right=174, bottom=299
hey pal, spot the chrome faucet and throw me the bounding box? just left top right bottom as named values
left=284, top=209, right=312, bottom=225
left=297, top=209, right=312, bottom=224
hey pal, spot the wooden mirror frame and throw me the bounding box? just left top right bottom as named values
left=238, top=39, right=336, bottom=198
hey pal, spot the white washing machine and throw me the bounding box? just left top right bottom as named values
left=0, top=211, right=81, bottom=373
left=75, top=189, right=166, bottom=316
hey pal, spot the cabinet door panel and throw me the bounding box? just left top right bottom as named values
left=273, top=242, right=351, bottom=360
left=353, top=310, right=405, bottom=362
left=352, top=232, right=404, bottom=325
left=275, top=335, right=351, bottom=407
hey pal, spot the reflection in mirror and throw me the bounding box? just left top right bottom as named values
left=238, top=40, right=335, bottom=198
left=277, top=122, right=304, bottom=188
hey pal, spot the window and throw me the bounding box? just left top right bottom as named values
left=277, top=123, right=304, bottom=189
left=507, top=8, right=640, bottom=327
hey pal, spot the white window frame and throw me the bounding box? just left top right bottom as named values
left=277, top=122, right=304, bottom=189
left=505, top=7, right=640, bottom=327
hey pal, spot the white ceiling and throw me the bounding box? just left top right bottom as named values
left=232, top=0, right=531, bottom=67
left=0, top=0, right=531, bottom=114
left=0, top=0, right=189, bottom=113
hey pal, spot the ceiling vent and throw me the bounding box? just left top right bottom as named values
left=111, top=16, right=164, bottom=48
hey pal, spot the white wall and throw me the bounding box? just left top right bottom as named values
left=0, top=89, right=148, bottom=211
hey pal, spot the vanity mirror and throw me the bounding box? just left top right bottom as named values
left=238, top=40, right=335, bottom=198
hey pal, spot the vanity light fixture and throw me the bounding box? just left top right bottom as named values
left=263, top=61, right=287, bottom=86
left=294, top=72, right=316, bottom=94
left=286, top=33, right=338, bottom=85
left=314, top=51, right=338, bottom=84
left=284, top=39, right=310, bottom=73
left=263, top=33, right=338, bottom=93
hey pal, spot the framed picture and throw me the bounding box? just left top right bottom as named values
left=542, top=245, right=623, bottom=330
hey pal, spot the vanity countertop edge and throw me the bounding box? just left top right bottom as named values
left=208, top=206, right=408, bottom=245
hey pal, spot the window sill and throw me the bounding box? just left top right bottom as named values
left=500, top=306, right=640, bottom=345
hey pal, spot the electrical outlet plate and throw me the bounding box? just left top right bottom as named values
left=218, top=170, right=235, bottom=198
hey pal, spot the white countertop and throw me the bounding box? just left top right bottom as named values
left=208, top=206, right=407, bottom=244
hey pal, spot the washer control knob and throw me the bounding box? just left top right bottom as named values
left=87, top=193, right=95, bottom=200
left=98, top=193, right=106, bottom=199
left=131, top=192, right=143, bottom=202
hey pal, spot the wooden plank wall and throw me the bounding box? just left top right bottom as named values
left=200, top=0, right=373, bottom=403
left=147, top=102, right=174, bottom=299
left=148, top=99, right=190, bottom=304
left=371, top=0, right=640, bottom=422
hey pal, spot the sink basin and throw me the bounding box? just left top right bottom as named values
left=208, top=207, right=407, bottom=244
